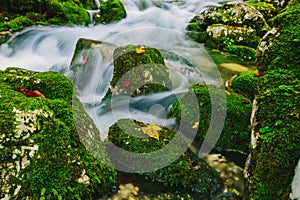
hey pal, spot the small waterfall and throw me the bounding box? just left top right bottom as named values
left=95, top=0, right=101, bottom=9
left=86, top=0, right=101, bottom=25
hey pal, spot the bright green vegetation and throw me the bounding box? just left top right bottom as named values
left=247, top=0, right=300, bottom=198
left=98, top=0, right=127, bottom=24
left=231, top=69, right=259, bottom=100
left=0, top=67, right=118, bottom=199
left=108, top=119, right=221, bottom=198
left=110, top=45, right=171, bottom=96
left=223, top=45, right=257, bottom=61
left=169, top=84, right=252, bottom=154
left=0, top=0, right=127, bottom=44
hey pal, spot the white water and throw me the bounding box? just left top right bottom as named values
left=0, top=0, right=226, bottom=139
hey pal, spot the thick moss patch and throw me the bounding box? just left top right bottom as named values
left=230, top=69, right=259, bottom=100
left=98, top=0, right=127, bottom=24
left=246, top=0, right=300, bottom=199
left=0, top=67, right=118, bottom=199
left=107, top=119, right=221, bottom=198
left=169, top=84, right=252, bottom=154
left=110, top=45, right=171, bottom=97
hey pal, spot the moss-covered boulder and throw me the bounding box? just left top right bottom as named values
left=245, top=0, right=300, bottom=199
left=187, top=1, right=269, bottom=60
left=107, top=119, right=221, bottom=198
left=109, top=44, right=172, bottom=97
left=169, top=84, right=252, bottom=154
left=0, top=67, right=118, bottom=199
left=230, top=70, right=259, bottom=100
left=96, top=0, right=127, bottom=24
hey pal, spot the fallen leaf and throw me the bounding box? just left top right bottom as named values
left=15, top=86, right=45, bottom=98
left=141, top=124, right=161, bottom=140
left=124, top=80, right=131, bottom=88
left=136, top=47, right=145, bottom=54
left=192, top=121, right=199, bottom=129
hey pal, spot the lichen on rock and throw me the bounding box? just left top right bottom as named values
left=0, top=67, right=118, bottom=199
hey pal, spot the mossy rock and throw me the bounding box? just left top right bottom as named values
left=0, top=67, right=118, bottom=199
left=223, top=45, right=257, bottom=61
left=110, top=45, right=172, bottom=97
left=190, top=2, right=270, bottom=37
left=45, top=0, right=89, bottom=25
left=97, top=0, right=127, bottom=24
left=107, top=119, right=221, bottom=198
left=230, top=69, right=259, bottom=100
left=169, top=84, right=252, bottom=154
left=246, top=0, right=300, bottom=199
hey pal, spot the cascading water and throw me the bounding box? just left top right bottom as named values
left=0, top=0, right=225, bottom=136
left=0, top=0, right=241, bottom=197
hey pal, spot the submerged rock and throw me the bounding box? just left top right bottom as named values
left=0, top=67, right=118, bottom=199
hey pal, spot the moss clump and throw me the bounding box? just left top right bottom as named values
left=45, top=0, right=89, bottom=25
left=246, top=0, right=300, bottom=199
left=110, top=45, right=171, bottom=97
left=0, top=67, right=118, bottom=199
left=108, top=119, right=221, bottom=198
left=223, top=45, right=257, bottom=61
left=98, top=0, right=127, bottom=24
left=230, top=70, right=259, bottom=100
left=169, top=85, right=252, bottom=153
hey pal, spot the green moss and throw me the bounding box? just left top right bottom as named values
left=46, top=0, right=89, bottom=25
left=223, top=45, right=256, bottom=61
left=0, top=67, right=118, bottom=199
left=230, top=70, right=259, bottom=99
left=98, top=0, right=127, bottom=24
left=110, top=45, right=171, bottom=96
left=108, top=119, right=221, bottom=197
left=247, top=0, right=300, bottom=199
left=0, top=16, right=35, bottom=32
left=169, top=85, right=252, bottom=153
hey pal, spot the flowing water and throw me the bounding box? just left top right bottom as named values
left=0, top=0, right=245, bottom=198
left=0, top=0, right=228, bottom=137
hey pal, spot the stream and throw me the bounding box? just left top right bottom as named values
left=0, top=0, right=247, bottom=199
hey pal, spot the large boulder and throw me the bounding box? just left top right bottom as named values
left=187, top=2, right=270, bottom=60
left=245, top=0, right=300, bottom=199
left=0, top=67, right=118, bottom=199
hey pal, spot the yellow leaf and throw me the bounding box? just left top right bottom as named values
left=192, top=121, right=199, bottom=129
left=264, top=89, right=271, bottom=94
left=136, top=47, right=145, bottom=54
left=141, top=124, right=161, bottom=140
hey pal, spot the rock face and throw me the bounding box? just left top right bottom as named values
left=245, top=0, right=300, bottom=199
left=0, top=68, right=118, bottom=199
left=187, top=2, right=269, bottom=60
